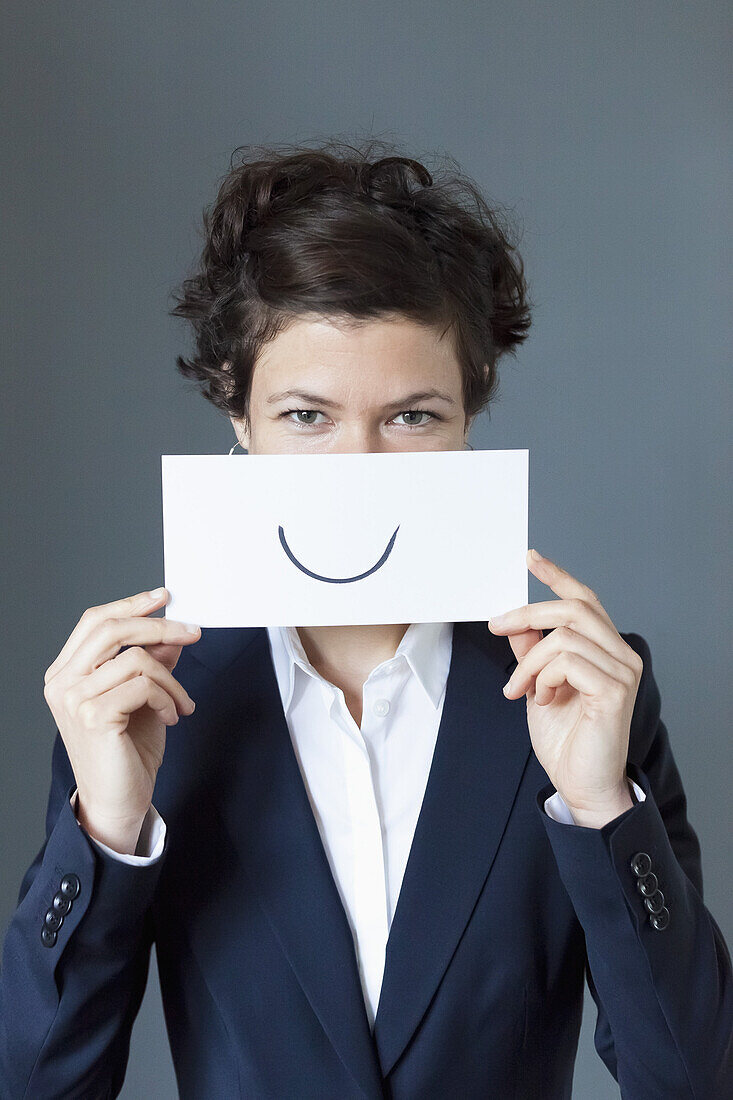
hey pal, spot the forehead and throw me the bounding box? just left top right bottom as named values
left=253, top=314, right=459, bottom=380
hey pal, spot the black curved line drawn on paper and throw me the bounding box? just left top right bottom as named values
left=277, top=524, right=400, bottom=584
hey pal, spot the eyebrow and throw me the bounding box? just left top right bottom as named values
left=265, top=388, right=458, bottom=410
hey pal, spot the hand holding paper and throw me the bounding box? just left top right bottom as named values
left=489, top=549, right=642, bottom=827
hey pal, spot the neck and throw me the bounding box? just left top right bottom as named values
left=294, top=622, right=410, bottom=701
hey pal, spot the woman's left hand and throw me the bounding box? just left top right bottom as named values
left=488, top=549, right=644, bottom=828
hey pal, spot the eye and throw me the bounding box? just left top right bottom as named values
left=281, top=409, right=327, bottom=426
left=392, top=409, right=439, bottom=427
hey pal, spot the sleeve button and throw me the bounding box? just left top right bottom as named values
left=636, top=871, right=659, bottom=897
left=44, top=908, right=63, bottom=932
left=60, top=873, right=81, bottom=900
left=41, top=926, right=58, bottom=947
left=649, top=906, right=670, bottom=931
left=52, top=892, right=72, bottom=916
left=630, top=851, right=652, bottom=877
left=644, top=890, right=665, bottom=914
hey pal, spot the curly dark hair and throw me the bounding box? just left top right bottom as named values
left=169, top=135, right=533, bottom=431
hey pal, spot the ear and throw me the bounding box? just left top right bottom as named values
left=229, top=415, right=250, bottom=451
left=223, top=360, right=250, bottom=451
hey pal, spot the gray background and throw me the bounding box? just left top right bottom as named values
left=2, top=3, right=731, bottom=1096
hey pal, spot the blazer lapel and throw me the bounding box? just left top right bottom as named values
left=371, top=620, right=530, bottom=1078
left=210, top=628, right=385, bottom=1100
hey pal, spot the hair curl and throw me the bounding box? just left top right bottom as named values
left=169, top=135, right=533, bottom=431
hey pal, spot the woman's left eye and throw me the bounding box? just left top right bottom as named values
left=393, top=409, right=436, bottom=427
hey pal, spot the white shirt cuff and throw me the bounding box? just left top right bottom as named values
left=70, top=787, right=166, bottom=864
left=544, top=777, right=646, bottom=825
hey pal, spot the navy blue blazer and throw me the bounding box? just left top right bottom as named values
left=2, top=621, right=732, bottom=1098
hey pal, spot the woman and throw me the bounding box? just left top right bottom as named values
left=3, top=138, right=731, bottom=1098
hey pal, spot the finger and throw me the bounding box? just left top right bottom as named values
left=489, top=598, right=627, bottom=664
left=504, top=627, right=637, bottom=699
left=532, top=650, right=630, bottom=707
left=86, top=677, right=183, bottom=736
left=504, top=627, right=543, bottom=664
left=525, top=549, right=614, bottom=626
left=143, top=641, right=186, bottom=673
left=69, top=647, right=195, bottom=716
left=45, top=587, right=170, bottom=684
left=54, top=615, right=200, bottom=683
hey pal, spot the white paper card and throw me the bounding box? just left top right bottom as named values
left=161, top=449, right=529, bottom=627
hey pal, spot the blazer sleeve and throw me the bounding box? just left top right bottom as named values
left=0, top=729, right=168, bottom=1099
left=535, top=631, right=733, bottom=1099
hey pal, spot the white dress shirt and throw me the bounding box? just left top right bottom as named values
left=69, top=622, right=645, bottom=1029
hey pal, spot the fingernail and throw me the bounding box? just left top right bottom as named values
left=530, top=549, right=543, bottom=562
left=149, top=587, right=166, bottom=599
left=490, top=612, right=509, bottom=625
left=184, top=623, right=200, bottom=633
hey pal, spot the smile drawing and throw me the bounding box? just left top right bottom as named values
left=277, top=524, right=400, bottom=584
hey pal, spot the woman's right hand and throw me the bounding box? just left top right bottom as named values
left=42, top=587, right=200, bottom=854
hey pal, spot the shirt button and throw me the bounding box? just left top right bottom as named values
left=373, top=698, right=390, bottom=717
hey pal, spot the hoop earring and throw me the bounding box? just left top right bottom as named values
left=228, top=438, right=248, bottom=455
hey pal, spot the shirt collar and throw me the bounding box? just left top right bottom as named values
left=266, top=621, right=454, bottom=715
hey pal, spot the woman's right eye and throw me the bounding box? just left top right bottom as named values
left=281, top=409, right=325, bottom=426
